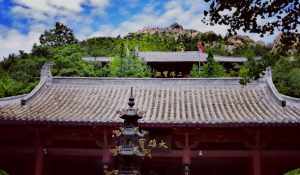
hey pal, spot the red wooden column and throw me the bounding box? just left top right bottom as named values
left=34, top=129, right=44, bottom=175
left=252, top=150, right=261, bottom=175
left=182, top=132, right=191, bottom=175
left=252, top=129, right=261, bottom=175
left=102, top=128, right=112, bottom=174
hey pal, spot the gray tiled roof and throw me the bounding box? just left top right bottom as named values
left=137, top=51, right=248, bottom=62
left=0, top=65, right=300, bottom=126
left=83, top=51, right=251, bottom=63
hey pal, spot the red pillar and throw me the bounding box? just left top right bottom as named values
left=252, top=129, right=261, bottom=175
left=182, top=132, right=191, bottom=175
left=252, top=150, right=261, bottom=175
left=102, top=149, right=112, bottom=165
left=34, top=130, right=44, bottom=175
left=182, top=149, right=191, bottom=175
left=102, top=129, right=112, bottom=174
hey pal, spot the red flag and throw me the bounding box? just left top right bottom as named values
left=197, top=42, right=205, bottom=63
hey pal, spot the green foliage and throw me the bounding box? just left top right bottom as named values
left=200, top=32, right=222, bottom=43
left=80, top=30, right=272, bottom=58
left=8, top=56, right=47, bottom=82
left=287, top=68, right=300, bottom=97
left=32, top=44, right=52, bottom=57
left=51, top=45, right=102, bottom=77
left=190, top=64, right=202, bottom=77
left=40, top=22, right=78, bottom=47
left=190, top=50, right=225, bottom=77
left=239, top=66, right=250, bottom=85
left=273, top=55, right=300, bottom=98
left=81, top=37, right=123, bottom=57
left=107, top=54, right=151, bottom=77
left=0, top=51, right=46, bottom=98
left=0, top=169, right=8, bottom=175
left=284, top=169, right=300, bottom=175
left=0, top=74, right=35, bottom=98
left=239, top=51, right=274, bottom=83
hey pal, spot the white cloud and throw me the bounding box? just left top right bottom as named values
left=1, top=0, right=111, bottom=59
left=11, top=0, right=111, bottom=21
left=91, top=0, right=280, bottom=45
left=91, top=0, right=229, bottom=37
left=89, top=0, right=110, bottom=8
left=0, top=0, right=282, bottom=59
left=0, top=25, right=45, bottom=60
left=13, top=0, right=85, bottom=14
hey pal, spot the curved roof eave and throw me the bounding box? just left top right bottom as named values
left=0, top=62, right=53, bottom=107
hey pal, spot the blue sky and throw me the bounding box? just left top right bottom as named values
left=0, top=0, right=278, bottom=59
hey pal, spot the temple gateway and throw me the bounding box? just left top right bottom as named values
left=0, top=63, right=300, bottom=175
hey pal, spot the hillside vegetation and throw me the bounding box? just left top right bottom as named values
left=0, top=22, right=299, bottom=98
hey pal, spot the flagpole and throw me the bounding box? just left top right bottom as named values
left=197, top=42, right=205, bottom=73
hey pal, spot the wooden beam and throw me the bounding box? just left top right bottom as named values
left=0, top=147, right=34, bottom=155
left=38, top=148, right=300, bottom=159
left=262, top=150, right=300, bottom=157
left=46, top=148, right=103, bottom=157
left=191, top=150, right=252, bottom=158
left=45, top=148, right=253, bottom=158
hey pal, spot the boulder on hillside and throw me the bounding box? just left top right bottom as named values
left=226, top=35, right=255, bottom=48
left=272, top=33, right=300, bottom=55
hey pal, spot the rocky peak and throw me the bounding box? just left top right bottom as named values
left=226, top=35, right=254, bottom=47
left=169, top=22, right=183, bottom=30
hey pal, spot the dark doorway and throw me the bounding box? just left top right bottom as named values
left=44, top=156, right=102, bottom=175
left=0, top=155, right=33, bottom=175
left=141, top=157, right=182, bottom=175
left=191, top=157, right=249, bottom=175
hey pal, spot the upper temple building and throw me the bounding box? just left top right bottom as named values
left=83, top=51, right=251, bottom=77
left=0, top=63, right=300, bottom=175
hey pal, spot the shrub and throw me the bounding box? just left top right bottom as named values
left=0, top=169, right=8, bottom=175
left=284, top=169, right=300, bottom=175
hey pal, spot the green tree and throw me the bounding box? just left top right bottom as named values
left=40, top=22, right=78, bottom=47
left=108, top=48, right=151, bottom=77
left=190, top=49, right=225, bottom=77
left=51, top=45, right=101, bottom=77
left=239, top=66, right=250, bottom=85
left=284, top=169, right=300, bottom=175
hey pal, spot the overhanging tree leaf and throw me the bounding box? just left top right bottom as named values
left=203, top=0, right=300, bottom=37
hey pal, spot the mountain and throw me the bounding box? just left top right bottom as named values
left=135, top=22, right=200, bottom=38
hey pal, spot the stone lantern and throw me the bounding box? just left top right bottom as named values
left=110, top=88, right=168, bottom=175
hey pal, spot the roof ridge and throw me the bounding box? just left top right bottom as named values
left=263, top=67, right=300, bottom=107
left=264, top=67, right=287, bottom=107
left=52, top=76, right=243, bottom=80
left=20, top=62, right=53, bottom=105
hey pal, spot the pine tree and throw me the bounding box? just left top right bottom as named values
left=39, top=22, right=78, bottom=47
